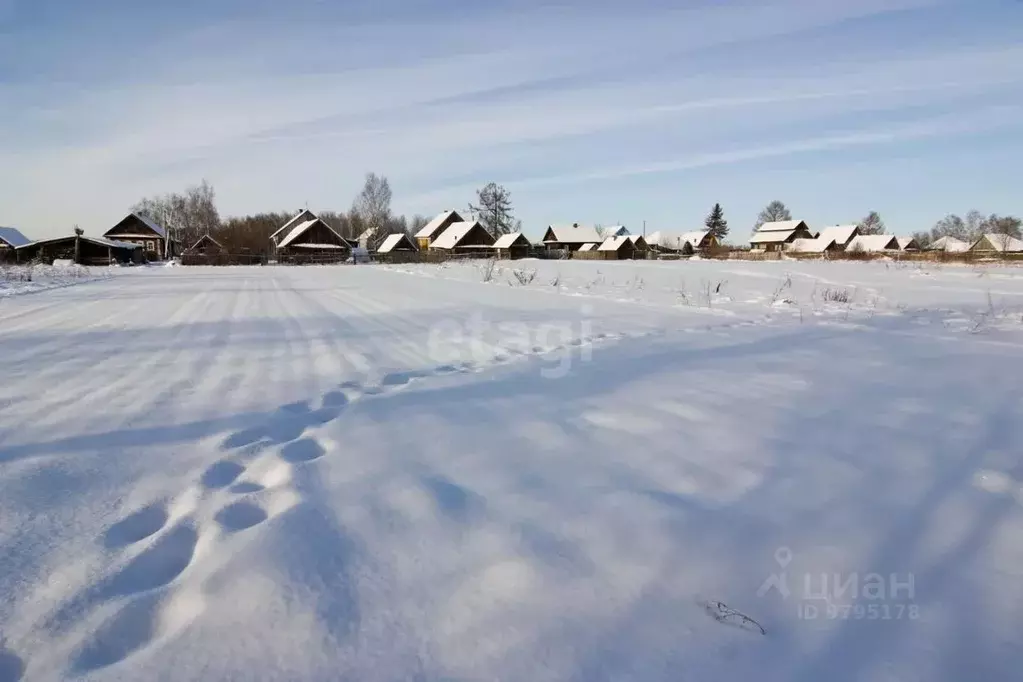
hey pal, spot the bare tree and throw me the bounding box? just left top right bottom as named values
left=930, top=214, right=970, bottom=242
left=469, top=182, right=516, bottom=237
left=982, top=214, right=1022, bottom=240
left=857, top=211, right=885, bottom=235
left=351, top=173, right=392, bottom=232
left=964, top=210, right=986, bottom=241
left=755, top=200, right=792, bottom=231
left=133, top=178, right=220, bottom=253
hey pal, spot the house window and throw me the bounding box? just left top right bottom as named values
left=146, top=240, right=154, bottom=251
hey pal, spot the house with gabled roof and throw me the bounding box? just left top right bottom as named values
left=0, top=226, right=31, bottom=262
left=377, top=233, right=419, bottom=254
left=276, top=216, right=355, bottom=262
left=846, top=234, right=899, bottom=253
left=104, top=212, right=172, bottom=260
left=596, top=235, right=638, bottom=260
left=493, top=232, right=532, bottom=259
left=895, top=236, right=921, bottom=251
left=187, top=234, right=224, bottom=255
left=926, top=236, right=970, bottom=253
left=814, top=225, right=860, bottom=251
left=787, top=237, right=837, bottom=254
left=750, top=220, right=814, bottom=252
left=271, top=209, right=318, bottom=249
left=416, top=210, right=465, bottom=250
left=970, top=233, right=1023, bottom=254
left=429, top=220, right=495, bottom=252
left=542, top=223, right=602, bottom=251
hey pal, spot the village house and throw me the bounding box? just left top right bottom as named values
left=644, top=231, right=688, bottom=253
left=814, top=225, right=860, bottom=251
left=187, top=234, right=225, bottom=255
left=787, top=237, right=838, bottom=254
left=596, top=235, right=638, bottom=260
left=492, top=232, right=532, bottom=260
left=750, top=220, right=815, bottom=252
left=275, top=215, right=355, bottom=263
left=270, top=209, right=318, bottom=255
left=625, top=234, right=649, bottom=257
left=415, top=210, right=466, bottom=250
left=970, top=233, right=1023, bottom=254
left=678, top=231, right=718, bottom=253
left=846, top=234, right=900, bottom=253
left=896, top=237, right=921, bottom=251
left=15, top=234, right=143, bottom=265
left=542, top=223, right=602, bottom=252
left=103, top=212, right=172, bottom=261
left=926, top=236, right=970, bottom=253
left=377, top=233, right=419, bottom=255
left=429, top=220, right=495, bottom=254
left=0, top=226, right=31, bottom=262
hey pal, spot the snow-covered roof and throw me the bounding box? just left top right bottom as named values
left=17, top=234, right=141, bottom=250
left=189, top=234, right=223, bottom=251
left=644, top=231, right=686, bottom=249
left=289, top=243, right=348, bottom=249
left=0, top=226, right=31, bottom=248
left=750, top=230, right=798, bottom=244
left=895, top=237, right=919, bottom=251
left=926, top=236, right=970, bottom=252
left=816, top=225, right=859, bottom=245
left=377, top=233, right=418, bottom=253
left=625, top=234, right=646, bottom=245
left=606, top=226, right=630, bottom=237
left=431, top=221, right=491, bottom=249
left=544, top=224, right=602, bottom=244
left=493, top=232, right=528, bottom=249
left=680, top=231, right=711, bottom=247
left=757, top=220, right=806, bottom=233
left=278, top=219, right=347, bottom=249
left=788, top=237, right=835, bottom=253
left=271, top=209, right=318, bottom=242
left=416, top=210, right=463, bottom=240
left=847, top=235, right=899, bottom=252
left=358, top=227, right=377, bottom=241
left=597, top=236, right=633, bottom=252
left=577, top=243, right=597, bottom=252
left=974, top=233, right=1023, bottom=252
left=130, top=212, right=168, bottom=239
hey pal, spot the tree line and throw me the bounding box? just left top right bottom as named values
left=129, top=177, right=1018, bottom=254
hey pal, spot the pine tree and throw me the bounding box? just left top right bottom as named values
left=469, top=182, right=516, bottom=237
left=704, top=203, right=728, bottom=240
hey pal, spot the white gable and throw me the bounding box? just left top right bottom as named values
left=377, top=233, right=416, bottom=253
left=431, top=221, right=490, bottom=249
left=493, top=232, right=526, bottom=249
left=597, top=236, right=632, bottom=252
left=757, top=220, right=805, bottom=233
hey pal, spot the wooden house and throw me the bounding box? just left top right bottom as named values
left=276, top=217, right=355, bottom=263
left=0, top=226, right=31, bottom=262
left=104, top=212, right=172, bottom=260
left=750, top=220, right=814, bottom=252
left=270, top=209, right=318, bottom=256
left=597, top=235, right=638, bottom=260
left=926, top=236, right=970, bottom=253
left=787, top=237, right=838, bottom=254
left=896, top=237, right=921, bottom=251
left=679, top=231, right=717, bottom=253
left=377, top=233, right=419, bottom=254
left=15, top=234, right=142, bottom=265
left=492, top=232, right=532, bottom=260
left=970, top=233, right=1023, bottom=254
left=416, top=210, right=466, bottom=250
left=542, top=223, right=603, bottom=251
left=429, top=220, right=495, bottom=253
left=814, top=225, right=860, bottom=251
left=846, top=234, right=899, bottom=253
left=187, top=234, right=225, bottom=255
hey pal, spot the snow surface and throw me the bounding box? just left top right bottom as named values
left=0, top=264, right=113, bottom=298
left=1, top=260, right=1022, bottom=681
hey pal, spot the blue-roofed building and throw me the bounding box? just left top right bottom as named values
left=0, top=227, right=32, bottom=261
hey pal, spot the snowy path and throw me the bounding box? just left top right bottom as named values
left=1, top=264, right=1022, bottom=681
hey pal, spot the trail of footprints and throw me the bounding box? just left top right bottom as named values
left=52, top=330, right=637, bottom=674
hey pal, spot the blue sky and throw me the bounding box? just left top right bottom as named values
left=2, top=0, right=1022, bottom=240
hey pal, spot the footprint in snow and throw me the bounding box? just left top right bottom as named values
left=0, top=644, right=25, bottom=682
left=200, top=460, right=246, bottom=489
left=103, top=503, right=169, bottom=549
left=279, top=438, right=326, bottom=464
left=215, top=502, right=269, bottom=533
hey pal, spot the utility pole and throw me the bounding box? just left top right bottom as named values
left=643, top=220, right=646, bottom=238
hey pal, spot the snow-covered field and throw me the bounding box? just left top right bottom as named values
left=1, top=260, right=1021, bottom=682
left=0, top=264, right=112, bottom=298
